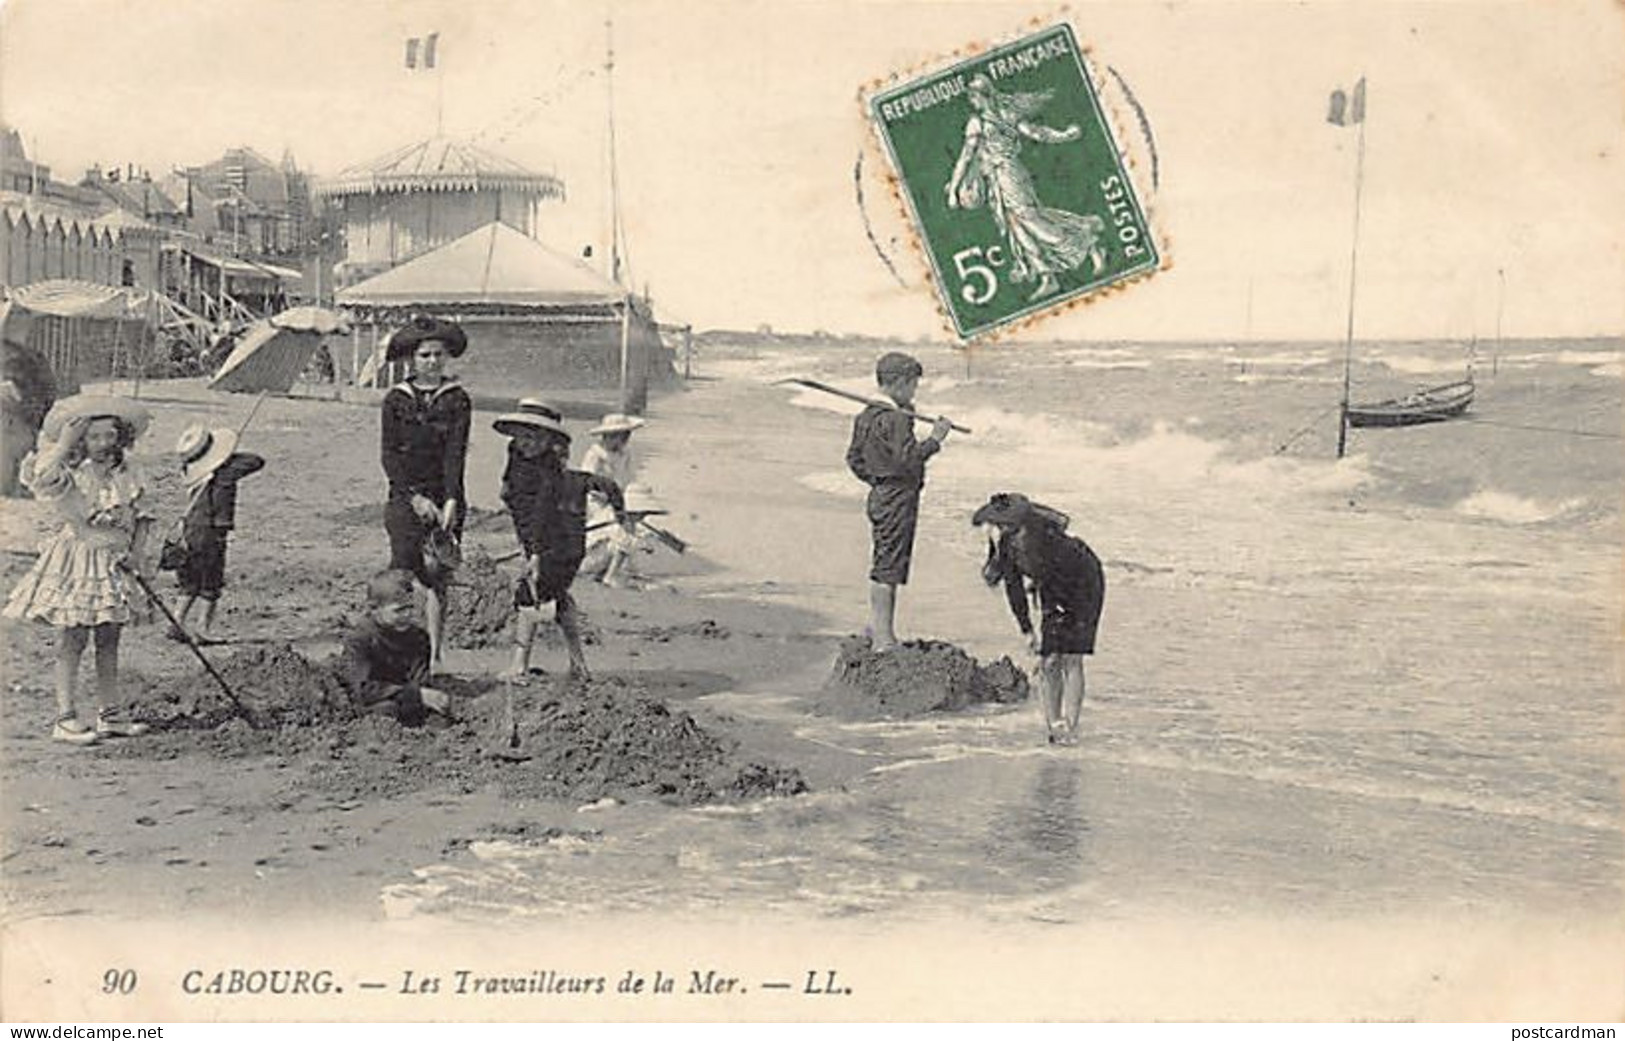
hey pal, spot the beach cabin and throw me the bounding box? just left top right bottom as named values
left=335, top=222, right=672, bottom=414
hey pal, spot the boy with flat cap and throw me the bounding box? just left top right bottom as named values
left=846, top=351, right=953, bottom=651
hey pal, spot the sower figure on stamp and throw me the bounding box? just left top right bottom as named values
left=973, top=492, right=1105, bottom=746
left=493, top=400, right=625, bottom=682
left=379, top=316, right=472, bottom=671
left=946, top=74, right=1107, bottom=301
left=846, top=351, right=952, bottom=652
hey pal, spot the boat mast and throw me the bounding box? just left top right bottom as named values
left=1336, top=81, right=1368, bottom=460
left=1493, top=265, right=1505, bottom=377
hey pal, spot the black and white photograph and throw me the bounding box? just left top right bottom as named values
left=0, top=0, right=1620, bottom=1023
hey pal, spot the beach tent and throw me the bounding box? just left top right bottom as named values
left=1, top=279, right=157, bottom=394
left=336, top=222, right=671, bottom=410
left=335, top=221, right=623, bottom=308
left=208, top=305, right=350, bottom=394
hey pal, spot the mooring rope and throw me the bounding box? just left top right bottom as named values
left=1273, top=401, right=1344, bottom=455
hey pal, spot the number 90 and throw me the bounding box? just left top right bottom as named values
left=102, top=969, right=137, bottom=994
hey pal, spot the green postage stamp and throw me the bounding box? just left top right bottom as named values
left=868, top=23, right=1160, bottom=339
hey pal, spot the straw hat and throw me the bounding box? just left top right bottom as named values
left=493, top=398, right=570, bottom=440
left=176, top=425, right=239, bottom=489
left=383, top=315, right=468, bottom=362
left=40, top=394, right=151, bottom=442
left=589, top=412, right=646, bottom=436
left=622, top=483, right=667, bottom=516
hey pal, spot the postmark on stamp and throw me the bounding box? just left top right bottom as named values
left=868, top=23, right=1160, bottom=340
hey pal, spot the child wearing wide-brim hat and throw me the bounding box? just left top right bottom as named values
left=581, top=482, right=667, bottom=589
left=580, top=412, right=645, bottom=582
left=493, top=398, right=625, bottom=681
left=972, top=491, right=1104, bottom=747
left=168, top=424, right=265, bottom=644
left=3, top=394, right=157, bottom=744
left=378, top=314, right=472, bottom=669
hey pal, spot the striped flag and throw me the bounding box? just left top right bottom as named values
left=1327, top=77, right=1366, bottom=127
left=405, top=32, right=440, bottom=69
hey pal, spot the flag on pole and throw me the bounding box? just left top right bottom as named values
left=1327, top=77, right=1367, bottom=127
left=405, top=33, right=440, bottom=69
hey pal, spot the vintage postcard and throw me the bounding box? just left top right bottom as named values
left=0, top=0, right=1621, bottom=1025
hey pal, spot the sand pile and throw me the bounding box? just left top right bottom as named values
left=130, top=643, right=355, bottom=730
left=445, top=548, right=515, bottom=649
left=815, top=637, right=1029, bottom=720
left=464, top=677, right=807, bottom=803
left=444, top=548, right=602, bottom=650
left=119, top=659, right=804, bottom=806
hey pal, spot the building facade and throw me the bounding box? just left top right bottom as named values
left=317, top=137, right=564, bottom=287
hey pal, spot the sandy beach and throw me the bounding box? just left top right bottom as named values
left=2, top=335, right=1622, bottom=1020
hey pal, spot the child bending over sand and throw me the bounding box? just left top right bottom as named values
left=338, top=569, right=453, bottom=726
left=493, top=400, right=624, bottom=680
left=973, top=492, right=1105, bottom=747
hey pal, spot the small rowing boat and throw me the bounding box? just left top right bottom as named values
left=1346, top=379, right=1475, bottom=428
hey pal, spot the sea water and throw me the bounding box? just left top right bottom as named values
left=384, top=337, right=1622, bottom=925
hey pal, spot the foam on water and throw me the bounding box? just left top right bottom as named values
left=1379, top=353, right=1473, bottom=377
left=1455, top=489, right=1585, bottom=525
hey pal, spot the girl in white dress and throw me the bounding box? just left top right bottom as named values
left=4, top=396, right=156, bottom=745
left=579, top=413, right=644, bottom=587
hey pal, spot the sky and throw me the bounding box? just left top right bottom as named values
left=1, top=0, right=1620, bottom=341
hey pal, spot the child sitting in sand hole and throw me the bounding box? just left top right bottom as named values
left=337, top=569, right=454, bottom=726
left=972, top=492, right=1105, bottom=747
left=493, top=400, right=625, bottom=681
left=169, top=424, right=265, bottom=644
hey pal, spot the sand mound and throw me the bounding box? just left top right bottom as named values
left=463, top=677, right=804, bottom=803
left=445, top=549, right=515, bottom=649
left=130, top=644, right=355, bottom=730
left=815, top=637, right=1029, bottom=720
left=444, top=548, right=602, bottom=650
left=117, top=664, right=804, bottom=806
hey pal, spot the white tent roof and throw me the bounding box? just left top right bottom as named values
left=337, top=222, right=623, bottom=308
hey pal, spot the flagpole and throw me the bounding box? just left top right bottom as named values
left=1336, top=85, right=1367, bottom=461
left=435, top=52, right=446, bottom=136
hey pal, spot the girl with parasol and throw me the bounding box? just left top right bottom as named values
left=379, top=315, right=472, bottom=669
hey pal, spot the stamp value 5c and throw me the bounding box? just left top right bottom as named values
left=868, top=23, right=1160, bottom=339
